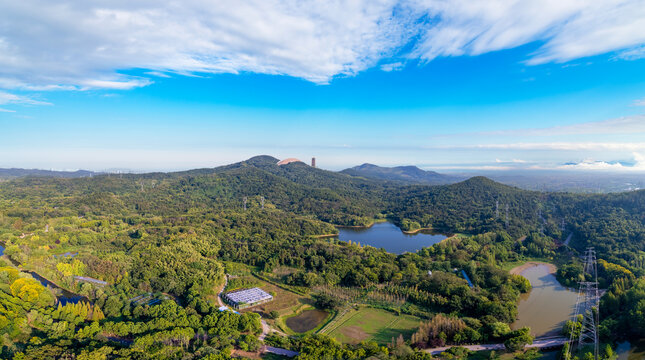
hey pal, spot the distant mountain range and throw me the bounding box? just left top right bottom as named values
left=341, top=163, right=461, bottom=185
left=2, top=159, right=643, bottom=193
left=0, top=168, right=97, bottom=179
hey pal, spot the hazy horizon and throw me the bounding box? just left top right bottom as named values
left=2, top=1, right=645, bottom=173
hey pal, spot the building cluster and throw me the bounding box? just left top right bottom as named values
left=223, top=287, right=273, bottom=309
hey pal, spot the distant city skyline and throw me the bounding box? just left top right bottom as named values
left=1, top=1, right=644, bottom=172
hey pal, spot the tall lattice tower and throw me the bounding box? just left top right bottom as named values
left=566, top=247, right=600, bottom=360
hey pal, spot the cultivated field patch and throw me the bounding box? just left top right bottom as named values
left=326, top=307, right=421, bottom=345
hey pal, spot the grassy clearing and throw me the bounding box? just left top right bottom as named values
left=325, top=307, right=421, bottom=345
left=238, top=277, right=307, bottom=316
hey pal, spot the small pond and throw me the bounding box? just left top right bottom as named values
left=336, top=222, right=449, bottom=254
left=286, top=309, right=329, bottom=333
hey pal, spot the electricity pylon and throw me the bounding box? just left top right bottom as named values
left=565, top=247, right=600, bottom=360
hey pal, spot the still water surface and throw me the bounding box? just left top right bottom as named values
left=1, top=243, right=86, bottom=304
left=337, top=222, right=448, bottom=254
left=511, top=264, right=578, bottom=337
left=285, top=309, right=329, bottom=333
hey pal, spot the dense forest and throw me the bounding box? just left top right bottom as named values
left=0, top=156, right=642, bottom=359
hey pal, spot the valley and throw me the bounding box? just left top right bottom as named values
left=0, top=156, right=642, bottom=360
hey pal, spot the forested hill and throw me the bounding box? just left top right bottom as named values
left=0, top=168, right=97, bottom=179
left=0, top=156, right=644, bottom=358
left=1, top=156, right=643, bottom=261
left=0, top=155, right=387, bottom=226
left=341, top=163, right=458, bottom=185
left=387, top=176, right=542, bottom=234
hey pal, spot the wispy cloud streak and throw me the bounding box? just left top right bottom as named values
left=0, top=0, right=644, bottom=90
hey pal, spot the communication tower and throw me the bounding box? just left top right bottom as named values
left=243, top=196, right=248, bottom=211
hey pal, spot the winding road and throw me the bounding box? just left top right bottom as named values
left=216, top=274, right=228, bottom=307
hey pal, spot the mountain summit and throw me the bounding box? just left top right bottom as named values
left=341, top=163, right=459, bottom=185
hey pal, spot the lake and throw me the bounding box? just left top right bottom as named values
left=336, top=222, right=449, bottom=254
left=511, top=264, right=578, bottom=337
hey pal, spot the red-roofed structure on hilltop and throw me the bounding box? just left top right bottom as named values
left=277, top=158, right=303, bottom=166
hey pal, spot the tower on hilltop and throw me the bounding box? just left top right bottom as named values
left=311, top=157, right=316, bottom=168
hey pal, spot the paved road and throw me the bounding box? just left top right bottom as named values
left=425, top=344, right=505, bottom=355
left=526, top=337, right=568, bottom=349
left=424, top=337, right=568, bottom=355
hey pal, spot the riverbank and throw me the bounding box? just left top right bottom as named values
left=509, top=261, right=557, bottom=276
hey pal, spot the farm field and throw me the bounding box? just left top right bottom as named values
left=325, top=307, right=422, bottom=345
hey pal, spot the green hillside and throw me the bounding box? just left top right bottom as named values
left=0, top=156, right=642, bottom=359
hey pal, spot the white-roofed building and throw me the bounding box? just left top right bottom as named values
left=223, top=287, right=273, bottom=309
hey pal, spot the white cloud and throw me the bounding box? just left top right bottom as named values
left=380, top=62, right=405, bottom=72
left=0, top=0, right=408, bottom=88
left=0, top=91, right=51, bottom=106
left=410, top=0, right=645, bottom=64
left=559, top=152, right=645, bottom=171
left=145, top=71, right=171, bottom=78
left=616, top=45, right=645, bottom=61
left=80, top=79, right=152, bottom=90
left=633, top=98, right=645, bottom=106
left=0, top=108, right=16, bottom=113
left=0, top=0, right=644, bottom=90
left=495, top=158, right=527, bottom=163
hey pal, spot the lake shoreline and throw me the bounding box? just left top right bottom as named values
left=312, top=234, right=339, bottom=238
left=509, top=261, right=557, bottom=276
left=401, top=227, right=433, bottom=234
left=336, top=221, right=449, bottom=254
left=335, top=218, right=387, bottom=229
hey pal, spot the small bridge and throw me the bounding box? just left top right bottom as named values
left=424, top=336, right=568, bottom=355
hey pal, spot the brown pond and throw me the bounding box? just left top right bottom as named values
left=286, top=309, right=329, bottom=333
left=511, top=264, right=578, bottom=337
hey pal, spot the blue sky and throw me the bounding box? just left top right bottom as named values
left=1, top=1, right=645, bottom=172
